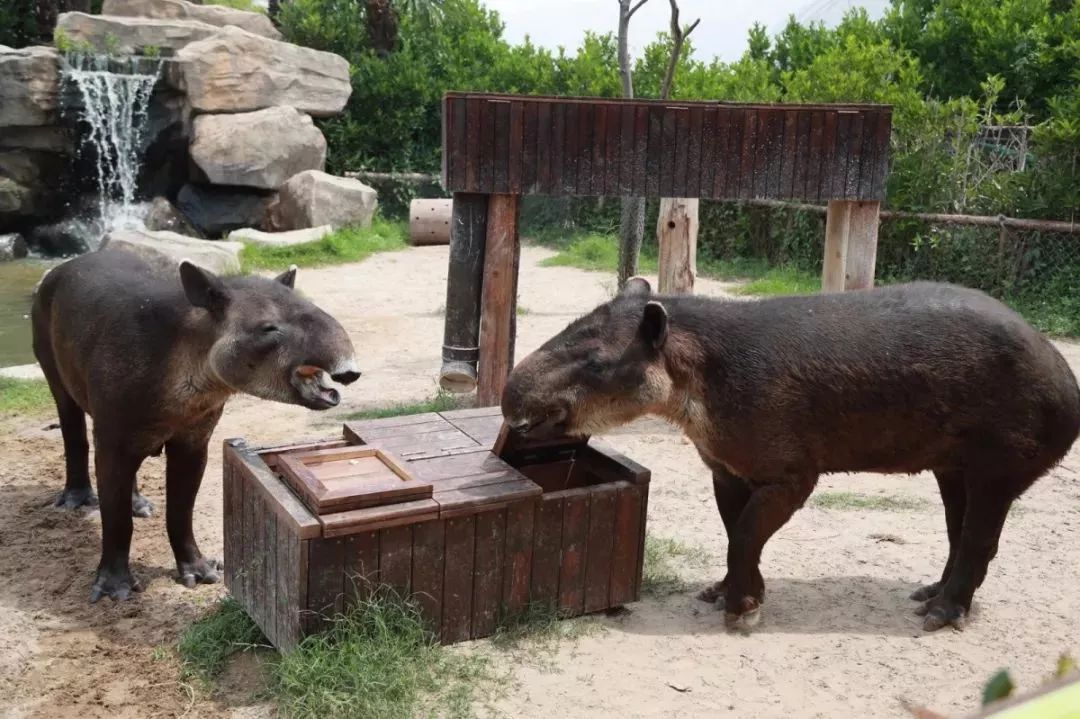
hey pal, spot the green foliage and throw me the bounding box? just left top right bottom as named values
left=205, top=0, right=266, bottom=12
left=237, top=220, right=406, bottom=271
left=641, top=535, right=710, bottom=597
left=733, top=266, right=820, bottom=296
left=0, top=378, right=54, bottom=416
left=178, top=597, right=266, bottom=684
left=982, top=669, right=1016, bottom=706
left=810, top=491, right=930, bottom=511
left=342, top=389, right=465, bottom=420
left=0, top=0, right=36, bottom=48
left=140, top=44, right=161, bottom=59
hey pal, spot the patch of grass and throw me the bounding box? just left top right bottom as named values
left=205, top=0, right=267, bottom=12
left=641, top=535, right=710, bottom=597
left=731, top=266, right=820, bottom=296
left=491, top=601, right=598, bottom=653
left=539, top=233, right=658, bottom=274
left=273, top=589, right=495, bottom=719
left=810, top=491, right=929, bottom=512
left=342, top=389, right=466, bottom=421
left=0, top=377, right=54, bottom=416
left=1007, top=293, right=1080, bottom=338
left=178, top=597, right=267, bottom=685
left=238, top=219, right=406, bottom=272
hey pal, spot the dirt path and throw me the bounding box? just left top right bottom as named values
left=1, top=245, right=1077, bottom=719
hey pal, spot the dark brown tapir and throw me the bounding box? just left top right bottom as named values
left=32, top=248, right=360, bottom=602
left=501, top=277, right=1080, bottom=632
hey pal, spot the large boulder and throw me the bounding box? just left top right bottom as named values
left=100, top=228, right=242, bottom=275
left=102, top=0, right=282, bottom=40
left=229, top=225, right=332, bottom=247
left=190, top=107, right=326, bottom=190
left=0, top=46, right=60, bottom=126
left=55, top=12, right=221, bottom=55
left=176, top=183, right=271, bottom=237
left=266, top=171, right=378, bottom=231
left=174, top=26, right=351, bottom=117
left=144, top=196, right=202, bottom=237
left=0, top=233, right=28, bottom=262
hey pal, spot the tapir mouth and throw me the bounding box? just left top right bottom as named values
left=290, top=365, right=344, bottom=410
left=509, top=406, right=571, bottom=439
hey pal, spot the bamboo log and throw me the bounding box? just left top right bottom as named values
left=410, top=199, right=452, bottom=246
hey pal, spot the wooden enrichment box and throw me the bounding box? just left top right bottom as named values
left=222, top=407, right=650, bottom=650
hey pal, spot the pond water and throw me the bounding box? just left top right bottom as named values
left=0, top=259, right=56, bottom=368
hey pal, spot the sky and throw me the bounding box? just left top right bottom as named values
left=483, top=0, right=891, bottom=64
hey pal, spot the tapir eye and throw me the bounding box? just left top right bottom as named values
left=260, top=323, right=280, bottom=334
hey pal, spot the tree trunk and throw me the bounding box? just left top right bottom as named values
left=366, top=0, right=400, bottom=58
left=657, top=197, right=698, bottom=293
left=616, top=0, right=648, bottom=287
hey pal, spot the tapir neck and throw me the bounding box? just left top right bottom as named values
left=167, top=309, right=233, bottom=405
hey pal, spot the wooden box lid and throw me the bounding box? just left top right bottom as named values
left=276, top=445, right=433, bottom=516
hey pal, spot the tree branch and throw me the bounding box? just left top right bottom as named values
left=627, top=0, right=651, bottom=19
left=658, top=0, right=700, bottom=100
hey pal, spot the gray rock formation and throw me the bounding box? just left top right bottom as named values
left=102, top=0, right=282, bottom=40
left=266, top=170, right=378, bottom=231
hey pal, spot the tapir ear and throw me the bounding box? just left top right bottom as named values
left=640, top=300, right=668, bottom=350
left=179, top=260, right=229, bottom=315
left=275, top=264, right=297, bottom=289
left=621, top=276, right=652, bottom=298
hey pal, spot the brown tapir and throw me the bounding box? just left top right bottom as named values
left=32, top=248, right=360, bottom=602
left=501, top=277, right=1080, bottom=632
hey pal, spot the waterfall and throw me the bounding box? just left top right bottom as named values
left=60, top=55, right=162, bottom=245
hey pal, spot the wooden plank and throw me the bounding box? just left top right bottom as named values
left=753, top=109, right=773, bottom=198
left=436, top=479, right=541, bottom=519
left=558, top=489, right=590, bottom=617
left=344, top=418, right=451, bottom=441
left=658, top=107, right=677, bottom=196
left=699, top=106, right=717, bottom=199
left=737, top=109, right=758, bottom=200
left=407, top=450, right=510, bottom=482
left=280, top=530, right=305, bottom=650
left=441, top=515, right=476, bottom=643
left=228, top=441, right=322, bottom=540
left=604, top=102, right=621, bottom=195
left=492, top=100, right=511, bottom=194
left=477, top=193, right=521, bottom=407
left=265, top=508, right=280, bottom=650
left=609, top=484, right=642, bottom=606
left=222, top=462, right=241, bottom=605
left=431, top=470, right=522, bottom=494
left=872, top=110, right=891, bottom=199
left=563, top=102, right=579, bottom=195
left=379, top=524, right=413, bottom=599
left=276, top=447, right=432, bottom=515
left=465, top=98, right=481, bottom=192
left=536, top=101, right=553, bottom=194
left=530, top=495, right=564, bottom=610
left=576, top=102, right=593, bottom=196
left=478, top=99, right=494, bottom=191
left=249, top=481, right=266, bottom=635
left=438, top=406, right=501, bottom=421
left=632, top=105, right=649, bottom=196
left=822, top=199, right=851, bottom=293
left=411, top=519, right=445, bottom=633
left=321, top=499, right=440, bottom=538
left=550, top=102, right=566, bottom=196
left=508, top=100, right=524, bottom=194
left=856, top=111, right=878, bottom=200
left=845, top=113, right=865, bottom=200
left=307, top=537, right=345, bottom=632
left=844, top=200, right=881, bottom=291
left=471, top=508, right=506, bottom=638
left=241, top=463, right=255, bottom=612
left=684, top=106, right=704, bottom=198
left=522, top=100, right=538, bottom=193
left=806, top=111, right=826, bottom=201
left=449, top=96, right=468, bottom=192
left=583, top=483, right=618, bottom=613
left=592, top=104, right=607, bottom=197
left=344, top=530, right=380, bottom=606
left=367, top=429, right=479, bottom=455
left=723, top=108, right=745, bottom=199
left=831, top=112, right=853, bottom=200
left=793, top=111, right=812, bottom=200
left=580, top=442, right=651, bottom=485
left=673, top=107, right=691, bottom=196
left=646, top=105, right=664, bottom=197
left=343, top=412, right=445, bottom=436
left=442, top=415, right=503, bottom=447
left=634, top=482, right=649, bottom=600
left=439, top=192, right=487, bottom=393
left=780, top=110, right=798, bottom=199
left=817, top=111, right=838, bottom=202
left=501, top=500, right=535, bottom=620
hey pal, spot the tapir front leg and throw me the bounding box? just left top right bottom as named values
left=91, top=444, right=146, bottom=602
left=165, top=434, right=221, bottom=588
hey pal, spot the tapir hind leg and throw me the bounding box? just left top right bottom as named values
left=90, top=443, right=145, bottom=602
left=39, top=372, right=96, bottom=511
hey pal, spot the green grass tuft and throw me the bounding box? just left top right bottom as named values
left=731, top=266, right=820, bottom=296
left=342, top=389, right=465, bottom=421
left=539, top=233, right=658, bottom=274
left=238, top=220, right=406, bottom=272
left=810, top=491, right=929, bottom=512
left=491, top=601, right=598, bottom=653
left=204, top=0, right=266, bottom=12
left=178, top=597, right=267, bottom=685
left=641, top=535, right=710, bottom=597
left=273, top=588, right=495, bottom=719
left=0, top=377, right=54, bottom=416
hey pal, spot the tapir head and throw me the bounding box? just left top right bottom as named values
left=501, top=277, right=674, bottom=439
left=179, top=261, right=360, bottom=410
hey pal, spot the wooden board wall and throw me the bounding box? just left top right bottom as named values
left=442, top=93, right=892, bottom=201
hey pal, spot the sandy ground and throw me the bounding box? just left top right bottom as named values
left=1, top=244, right=1078, bottom=719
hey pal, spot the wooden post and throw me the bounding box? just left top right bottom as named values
left=439, top=193, right=487, bottom=393
left=476, top=194, right=521, bottom=407
left=409, top=198, right=452, bottom=246
left=843, top=200, right=880, bottom=291
left=822, top=200, right=852, bottom=293
left=656, top=197, right=698, bottom=294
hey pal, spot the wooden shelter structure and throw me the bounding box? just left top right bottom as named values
left=437, top=92, right=893, bottom=405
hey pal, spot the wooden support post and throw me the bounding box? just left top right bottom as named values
left=843, top=200, right=881, bottom=291
left=476, top=194, right=521, bottom=407
left=439, top=193, right=488, bottom=393
left=822, top=200, right=851, bottom=293
left=656, top=198, right=698, bottom=294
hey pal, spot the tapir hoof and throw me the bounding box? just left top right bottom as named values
left=178, top=557, right=223, bottom=588
left=131, top=492, right=154, bottom=518
left=909, top=581, right=942, bottom=602
left=89, top=568, right=143, bottom=603
left=724, top=596, right=762, bottom=630
left=697, top=578, right=728, bottom=603
left=55, top=487, right=98, bottom=510
left=915, top=597, right=966, bottom=631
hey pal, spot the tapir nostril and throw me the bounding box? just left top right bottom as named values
left=331, top=370, right=361, bottom=385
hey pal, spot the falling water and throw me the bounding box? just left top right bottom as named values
left=60, top=54, right=162, bottom=244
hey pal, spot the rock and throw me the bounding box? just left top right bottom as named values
left=190, top=107, right=326, bottom=190
left=0, top=177, right=39, bottom=216
left=0, top=126, right=73, bottom=154
left=229, top=225, right=332, bottom=246
left=102, top=0, right=282, bottom=39
left=0, top=233, right=29, bottom=261
left=174, top=26, right=351, bottom=117
left=55, top=12, right=221, bottom=55
left=176, top=183, right=271, bottom=237
left=0, top=46, right=60, bottom=127
left=0, top=149, right=66, bottom=187
left=100, top=228, right=242, bottom=276
left=144, top=196, right=202, bottom=237
left=267, top=171, right=378, bottom=231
